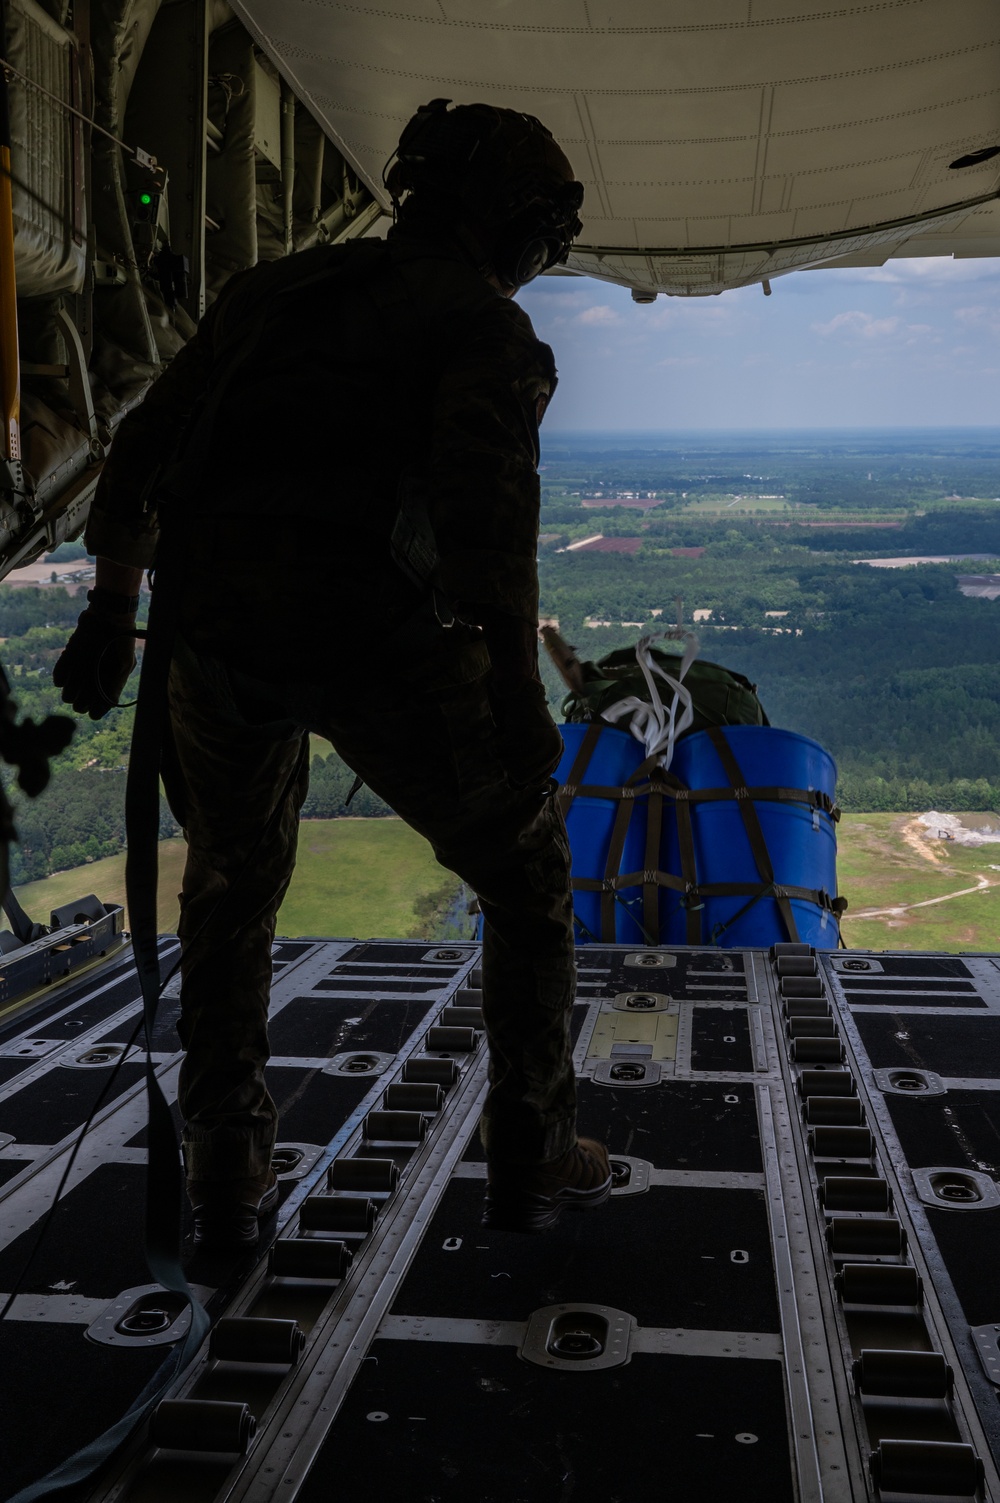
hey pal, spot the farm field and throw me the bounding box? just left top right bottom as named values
left=677, top=495, right=795, bottom=514
left=12, top=819, right=460, bottom=942
left=10, top=811, right=999, bottom=955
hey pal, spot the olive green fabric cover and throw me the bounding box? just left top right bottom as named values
left=560, top=644, right=768, bottom=737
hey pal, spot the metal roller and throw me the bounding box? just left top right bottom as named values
left=427, top=1025, right=479, bottom=1052
left=782, top=998, right=830, bottom=1018
left=790, top=1038, right=844, bottom=1064
left=268, top=1238, right=353, bottom=1280
left=804, top=1096, right=866, bottom=1127
left=775, top=954, right=818, bottom=976
left=466, top=967, right=483, bottom=988
left=299, top=1195, right=377, bottom=1234
left=787, top=1018, right=837, bottom=1039
left=458, top=987, right=483, bottom=1006
left=870, top=1440, right=983, bottom=1496
left=827, top=1217, right=906, bottom=1257
left=439, top=1005, right=485, bottom=1029
left=328, top=1157, right=400, bottom=1192
left=385, top=1082, right=445, bottom=1112
left=836, top=1263, right=922, bottom=1306
left=853, top=1348, right=953, bottom=1398
left=809, top=1126, right=874, bottom=1158
left=209, top=1318, right=305, bottom=1366
left=150, top=1399, right=256, bottom=1454
left=820, top=1175, right=890, bottom=1212
left=798, top=1069, right=856, bottom=1098
left=364, top=1110, right=428, bottom=1143
left=780, top=975, right=826, bottom=999
left=771, top=942, right=814, bottom=958
left=402, top=1057, right=459, bottom=1087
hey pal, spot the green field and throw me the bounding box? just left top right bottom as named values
left=838, top=812, right=1000, bottom=952
left=287, top=820, right=458, bottom=937
left=12, top=810, right=999, bottom=954
left=679, top=495, right=796, bottom=514
left=674, top=497, right=904, bottom=522
left=13, top=818, right=461, bottom=941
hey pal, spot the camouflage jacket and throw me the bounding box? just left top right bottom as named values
left=86, top=238, right=557, bottom=673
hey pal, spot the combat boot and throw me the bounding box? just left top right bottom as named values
left=187, top=1170, right=279, bottom=1251
left=482, top=1138, right=612, bottom=1233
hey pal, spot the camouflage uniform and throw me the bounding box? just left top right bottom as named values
left=87, top=238, right=578, bottom=1183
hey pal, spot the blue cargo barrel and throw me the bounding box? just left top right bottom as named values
left=664, top=725, right=840, bottom=949
left=555, top=723, right=649, bottom=944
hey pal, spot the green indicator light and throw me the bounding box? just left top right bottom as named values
left=140, top=193, right=153, bottom=205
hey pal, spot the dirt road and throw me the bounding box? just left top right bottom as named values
left=853, top=872, right=996, bottom=919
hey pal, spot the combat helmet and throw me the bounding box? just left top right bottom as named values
left=385, top=99, right=584, bottom=289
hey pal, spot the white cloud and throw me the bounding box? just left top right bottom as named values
left=647, top=299, right=746, bottom=335
left=523, top=263, right=1000, bottom=428
left=811, top=310, right=901, bottom=339
left=954, top=304, right=1000, bottom=335
left=824, top=256, right=1000, bottom=286
left=576, top=304, right=620, bottom=326
left=525, top=286, right=594, bottom=311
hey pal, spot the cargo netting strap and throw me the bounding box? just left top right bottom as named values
left=667, top=783, right=840, bottom=820
left=703, top=726, right=799, bottom=943
left=558, top=731, right=689, bottom=945
left=557, top=720, right=845, bottom=947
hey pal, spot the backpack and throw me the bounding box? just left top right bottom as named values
left=559, top=643, right=769, bottom=736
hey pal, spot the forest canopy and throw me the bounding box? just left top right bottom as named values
left=5, top=431, right=1000, bottom=880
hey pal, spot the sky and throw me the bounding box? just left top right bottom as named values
left=518, top=257, right=1000, bottom=433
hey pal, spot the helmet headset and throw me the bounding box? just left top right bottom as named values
left=385, top=99, right=584, bottom=290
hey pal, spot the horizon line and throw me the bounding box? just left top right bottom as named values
left=541, top=425, right=1000, bottom=435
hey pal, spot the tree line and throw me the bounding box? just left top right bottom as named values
left=2, top=503, right=1000, bottom=889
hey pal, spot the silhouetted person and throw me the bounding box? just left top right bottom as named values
left=55, top=100, right=611, bottom=1246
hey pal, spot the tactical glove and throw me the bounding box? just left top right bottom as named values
left=53, top=601, right=137, bottom=719
left=490, top=677, right=564, bottom=791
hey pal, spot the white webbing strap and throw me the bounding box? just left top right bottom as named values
left=602, top=631, right=699, bottom=771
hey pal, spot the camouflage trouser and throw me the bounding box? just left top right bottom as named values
left=163, top=627, right=578, bottom=1185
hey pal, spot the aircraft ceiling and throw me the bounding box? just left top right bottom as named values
left=218, top=2, right=1000, bottom=295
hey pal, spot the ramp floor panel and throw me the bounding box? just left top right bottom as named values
left=826, top=950, right=1000, bottom=1475
left=0, top=1162, right=153, bottom=1297
left=0, top=1063, right=149, bottom=1143
left=10, top=976, right=148, bottom=1039
left=88, top=1004, right=181, bottom=1049
left=923, top=1207, right=1000, bottom=1329
left=391, top=1179, right=778, bottom=1330
left=0, top=1059, right=39, bottom=1086
left=0, top=938, right=478, bottom=1501
left=12, top=941, right=1000, bottom=1503
left=260, top=1069, right=375, bottom=1143
left=690, top=1007, right=754, bottom=1070
left=266, top=996, right=435, bottom=1056
left=301, top=1344, right=794, bottom=1503
left=485, top=1078, right=764, bottom=1174
left=853, top=1013, right=1000, bottom=1077
left=885, top=1089, right=1000, bottom=1172
left=1, top=1326, right=166, bottom=1498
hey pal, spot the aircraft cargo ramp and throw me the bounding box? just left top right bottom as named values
left=3, top=939, right=1000, bottom=1502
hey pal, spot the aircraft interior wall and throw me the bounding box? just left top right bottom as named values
left=2, top=0, right=381, bottom=579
